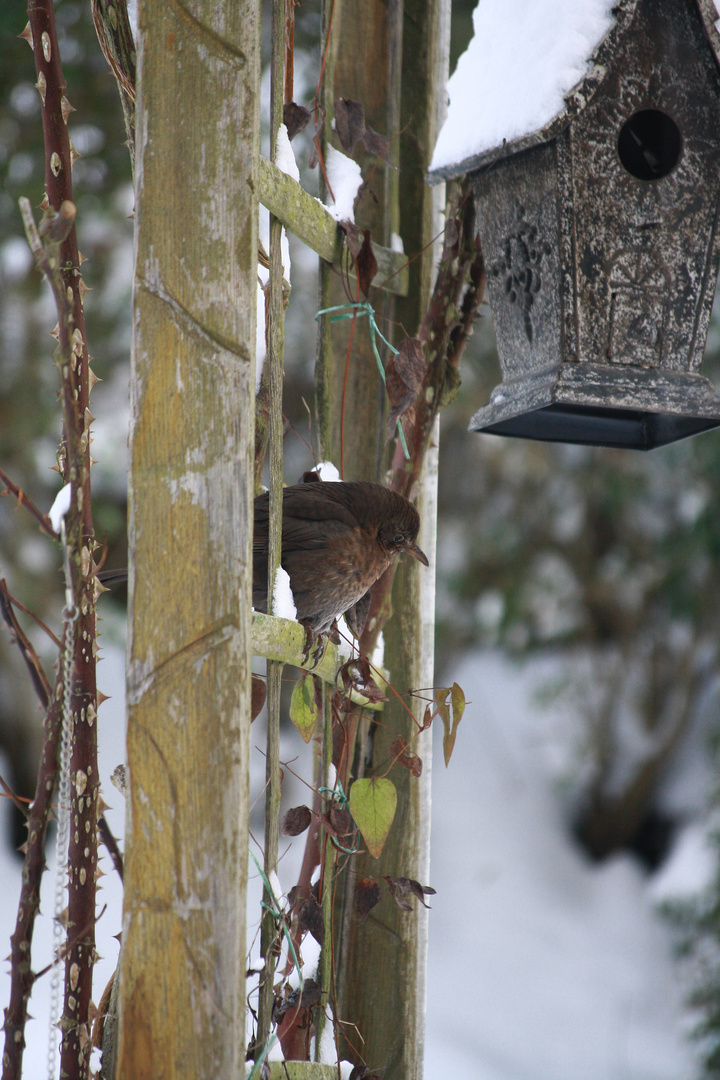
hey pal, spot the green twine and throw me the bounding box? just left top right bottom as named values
left=250, top=850, right=304, bottom=987
left=315, top=301, right=410, bottom=459
left=246, top=1034, right=278, bottom=1079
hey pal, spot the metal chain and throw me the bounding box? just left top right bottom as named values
left=47, top=520, right=78, bottom=1080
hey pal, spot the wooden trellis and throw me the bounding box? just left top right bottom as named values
left=113, top=0, right=452, bottom=1076
left=247, top=1, right=449, bottom=1076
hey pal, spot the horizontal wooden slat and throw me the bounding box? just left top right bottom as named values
left=258, top=155, right=409, bottom=297
left=251, top=611, right=386, bottom=710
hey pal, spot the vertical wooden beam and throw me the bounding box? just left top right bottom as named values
left=115, top=0, right=260, bottom=1076
left=257, top=0, right=286, bottom=1057
left=327, top=2, right=450, bottom=1077
left=315, top=0, right=391, bottom=482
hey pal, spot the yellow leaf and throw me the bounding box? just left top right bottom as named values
left=348, top=777, right=397, bottom=858
left=437, top=682, right=465, bottom=766
left=289, top=673, right=318, bottom=743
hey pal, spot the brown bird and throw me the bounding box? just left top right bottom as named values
left=253, top=480, right=428, bottom=636
left=98, top=481, right=428, bottom=638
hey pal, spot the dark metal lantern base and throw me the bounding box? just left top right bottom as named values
left=470, top=362, right=720, bottom=450
left=478, top=403, right=720, bottom=450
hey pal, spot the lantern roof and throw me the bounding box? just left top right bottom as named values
left=429, top=0, right=720, bottom=183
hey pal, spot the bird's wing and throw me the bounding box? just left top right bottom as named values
left=254, top=485, right=360, bottom=552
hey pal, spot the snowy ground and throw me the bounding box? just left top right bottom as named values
left=425, top=651, right=699, bottom=1080
left=0, top=640, right=703, bottom=1078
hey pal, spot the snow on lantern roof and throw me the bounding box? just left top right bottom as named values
left=429, top=0, right=620, bottom=180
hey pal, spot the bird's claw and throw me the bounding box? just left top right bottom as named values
left=300, top=620, right=326, bottom=669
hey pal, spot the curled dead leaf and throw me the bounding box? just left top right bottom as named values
left=390, top=736, right=423, bottom=778
left=355, top=877, right=383, bottom=921
left=281, top=804, right=313, bottom=836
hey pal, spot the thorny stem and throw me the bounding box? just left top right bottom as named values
left=359, top=180, right=486, bottom=659
left=1, top=661, right=63, bottom=1080
left=8, top=4, right=99, bottom=1079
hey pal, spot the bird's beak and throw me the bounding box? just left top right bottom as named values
left=405, top=541, right=429, bottom=567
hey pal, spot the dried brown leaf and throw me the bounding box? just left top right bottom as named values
left=283, top=101, right=311, bottom=140
left=281, top=804, right=313, bottom=836
left=251, top=674, right=266, bottom=722
left=390, top=736, right=423, bottom=778
left=356, top=230, right=378, bottom=298
left=420, top=703, right=434, bottom=731
left=340, top=220, right=363, bottom=259
left=334, top=97, right=366, bottom=151
left=361, top=124, right=390, bottom=161
left=384, top=875, right=435, bottom=911
left=297, top=895, right=325, bottom=946
left=321, top=803, right=353, bottom=839
left=355, top=877, right=382, bottom=921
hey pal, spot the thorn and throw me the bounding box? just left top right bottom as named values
left=78, top=278, right=90, bottom=301
left=69, top=141, right=80, bottom=168
left=34, top=71, right=46, bottom=106
left=78, top=251, right=87, bottom=265
left=84, top=408, right=95, bottom=429
left=50, top=323, right=59, bottom=340
left=39, top=193, right=49, bottom=210
left=19, top=23, right=33, bottom=49
left=88, top=367, right=101, bottom=392
left=60, top=95, right=75, bottom=125
left=17, top=842, right=27, bottom=855
left=97, top=690, right=110, bottom=707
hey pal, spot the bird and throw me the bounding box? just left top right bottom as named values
left=97, top=480, right=428, bottom=639
left=253, top=480, right=428, bottom=636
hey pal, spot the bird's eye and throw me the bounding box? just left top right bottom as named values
left=394, top=533, right=404, bottom=545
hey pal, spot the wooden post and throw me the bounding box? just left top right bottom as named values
left=115, top=0, right=260, bottom=1076
left=321, top=2, right=450, bottom=1077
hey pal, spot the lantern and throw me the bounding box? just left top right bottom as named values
left=429, top=0, right=720, bottom=449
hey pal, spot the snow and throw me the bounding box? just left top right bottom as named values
left=425, top=650, right=698, bottom=1080
left=273, top=565, right=297, bottom=621
left=275, top=124, right=300, bottom=182
left=430, top=0, right=616, bottom=173
left=48, top=482, right=71, bottom=531
left=649, top=822, right=716, bottom=906
left=323, top=146, right=363, bottom=223
left=314, top=460, right=341, bottom=482
left=267, top=868, right=283, bottom=903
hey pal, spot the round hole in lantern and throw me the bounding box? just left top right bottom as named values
left=617, top=109, right=683, bottom=181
